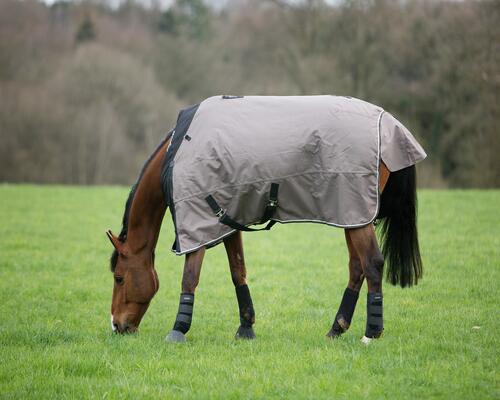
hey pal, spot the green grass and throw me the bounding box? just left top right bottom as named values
left=0, top=185, right=499, bottom=399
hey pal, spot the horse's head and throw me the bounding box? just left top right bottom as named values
left=107, top=230, right=159, bottom=334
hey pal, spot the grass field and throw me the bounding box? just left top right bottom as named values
left=0, top=185, right=499, bottom=399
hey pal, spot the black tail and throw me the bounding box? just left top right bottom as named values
left=376, top=165, right=423, bottom=288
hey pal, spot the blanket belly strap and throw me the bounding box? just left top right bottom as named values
left=205, top=183, right=279, bottom=232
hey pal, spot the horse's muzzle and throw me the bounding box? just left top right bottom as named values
left=111, top=315, right=137, bottom=334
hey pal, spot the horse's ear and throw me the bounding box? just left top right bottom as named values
left=106, top=230, right=124, bottom=253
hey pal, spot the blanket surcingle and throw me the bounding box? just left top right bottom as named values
left=161, top=95, right=426, bottom=255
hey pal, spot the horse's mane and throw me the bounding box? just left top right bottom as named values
left=110, top=130, right=173, bottom=272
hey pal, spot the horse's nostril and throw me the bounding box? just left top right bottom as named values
left=115, top=323, right=127, bottom=334
left=122, top=323, right=137, bottom=334
left=110, top=316, right=136, bottom=334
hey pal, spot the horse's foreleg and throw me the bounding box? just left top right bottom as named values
left=224, top=231, right=256, bottom=340
left=327, top=230, right=364, bottom=338
left=346, top=224, right=385, bottom=342
left=165, top=247, right=205, bottom=343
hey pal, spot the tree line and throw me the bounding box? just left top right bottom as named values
left=0, top=0, right=498, bottom=187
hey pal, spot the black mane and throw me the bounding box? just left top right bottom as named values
left=110, top=130, right=173, bottom=272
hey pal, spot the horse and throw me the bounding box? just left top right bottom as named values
left=107, top=95, right=425, bottom=344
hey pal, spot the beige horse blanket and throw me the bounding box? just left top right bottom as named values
left=162, top=95, right=426, bottom=255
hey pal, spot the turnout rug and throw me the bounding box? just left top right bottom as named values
left=162, top=95, right=426, bottom=255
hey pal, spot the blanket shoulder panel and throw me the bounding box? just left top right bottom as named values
left=161, top=102, right=200, bottom=252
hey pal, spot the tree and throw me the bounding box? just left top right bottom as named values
left=75, top=15, right=96, bottom=43
left=158, top=0, right=212, bottom=40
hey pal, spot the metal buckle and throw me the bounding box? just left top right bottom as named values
left=215, top=208, right=225, bottom=218
left=268, top=200, right=278, bottom=208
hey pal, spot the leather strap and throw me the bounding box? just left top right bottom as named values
left=205, top=183, right=279, bottom=232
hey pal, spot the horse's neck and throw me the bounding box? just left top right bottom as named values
left=126, top=139, right=170, bottom=254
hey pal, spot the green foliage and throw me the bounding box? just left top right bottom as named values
left=75, top=15, right=96, bottom=43
left=158, top=0, right=212, bottom=40
left=0, top=186, right=499, bottom=398
left=158, top=9, right=177, bottom=35
left=0, top=43, right=181, bottom=184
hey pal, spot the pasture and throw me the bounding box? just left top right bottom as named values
left=0, top=185, right=498, bottom=399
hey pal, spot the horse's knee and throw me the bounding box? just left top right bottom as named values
left=364, top=254, right=384, bottom=287
left=181, top=268, right=200, bottom=293
left=348, top=258, right=364, bottom=290
left=230, top=266, right=246, bottom=287
left=181, top=249, right=204, bottom=293
left=227, top=248, right=247, bottom=286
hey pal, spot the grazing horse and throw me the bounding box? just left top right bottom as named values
left=107, top=95, right=425, bottom=344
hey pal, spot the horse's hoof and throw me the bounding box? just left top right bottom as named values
left=326, top=328, right=343, bottom=339
left=361, top=335, right=373, bottom=345
left=326, top=319, right=347, bottom=339
left=165, top=330, right=186, bottom=343
left=235, top=326, right=256, bottom=340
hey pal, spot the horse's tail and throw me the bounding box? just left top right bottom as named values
left=376, top=165, right=423, bottom=288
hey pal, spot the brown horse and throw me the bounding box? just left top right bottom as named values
left=107, top=129, right=423, bottom=344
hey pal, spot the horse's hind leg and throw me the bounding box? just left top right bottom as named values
left=166, top=247, right=206, bottom=343
left=224, top=231, right=256, bottom=340
left=347, top=224, right=385, bottom=342
left=327, top=230, right=364, bottom=338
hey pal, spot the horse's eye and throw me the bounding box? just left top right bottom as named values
left=115, top=276, right=124, bottom=285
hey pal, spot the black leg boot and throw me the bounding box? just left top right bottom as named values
left=364, top=292, right=383, bottom=339
left=327, top=288, right=359, bottom=338
left=235, top=284, right=256, bottom=339
left=166, top=293, right=194, bottom=343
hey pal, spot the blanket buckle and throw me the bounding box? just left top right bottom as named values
left=268, top=199, right=279, bottom=208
